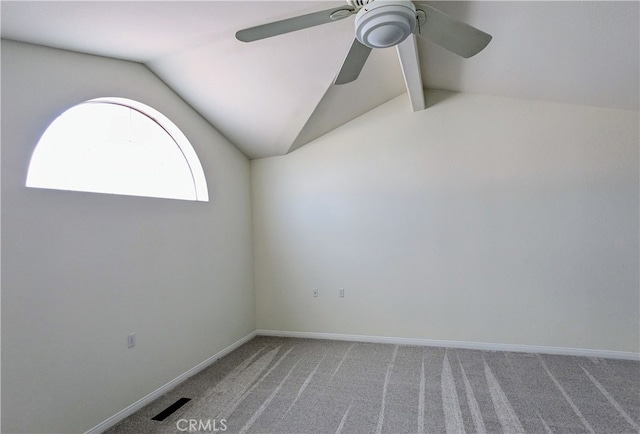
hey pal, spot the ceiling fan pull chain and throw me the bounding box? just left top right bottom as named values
left=416, top=9, right=426, bottom=34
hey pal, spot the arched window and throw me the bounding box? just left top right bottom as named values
left=26, top=97, right=209, bottom=202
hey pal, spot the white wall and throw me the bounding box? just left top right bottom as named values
left=1, top=40, right=255, bottom=433
left=252, top=90, right=639, bottom=354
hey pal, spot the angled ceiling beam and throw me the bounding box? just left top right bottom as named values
left=396, top=35, right=426, bottom=111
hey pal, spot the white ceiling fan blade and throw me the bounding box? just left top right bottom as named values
left=413, top=3, right=492, bottom=58
left=236, top=6, right=356, bottom=42
left=396, top=35, right=425, bottom=111
left=335, top=38, right=373, bottom=85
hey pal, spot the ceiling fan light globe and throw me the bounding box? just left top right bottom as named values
left=355, top=1, right=417, bottom=49
left=361, top=22, right=409, bottom=47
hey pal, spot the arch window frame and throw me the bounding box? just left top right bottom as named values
left=26, top=97, right=209, bottom=202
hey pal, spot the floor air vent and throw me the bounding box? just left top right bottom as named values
left=151, top=397, right=191, bottom=421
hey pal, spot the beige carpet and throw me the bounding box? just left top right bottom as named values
left=105, top=336, right=640, bottom=433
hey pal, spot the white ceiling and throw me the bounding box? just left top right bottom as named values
left=2, top=1, right=638, bottom=159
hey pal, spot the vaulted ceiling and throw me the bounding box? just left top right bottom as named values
left=2, top=1, right=638, bottom=159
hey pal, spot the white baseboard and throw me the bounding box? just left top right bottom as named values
left=256, top=329, right=640, bottom=361
left=85, top=331, right=257, bottom=434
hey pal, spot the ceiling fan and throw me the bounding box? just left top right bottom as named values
left=236, top=0, right=492, bottom=111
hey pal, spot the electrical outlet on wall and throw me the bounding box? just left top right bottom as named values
left=339, top=288, right=345, bottom=298
left=128, top=333, right=136, bottom=348
left=313, top=288, right=318, bottom=298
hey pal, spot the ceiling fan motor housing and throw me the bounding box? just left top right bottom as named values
left=355, top=0, right=417, bottom=49
left=346, top=0, right=375, bottom=7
